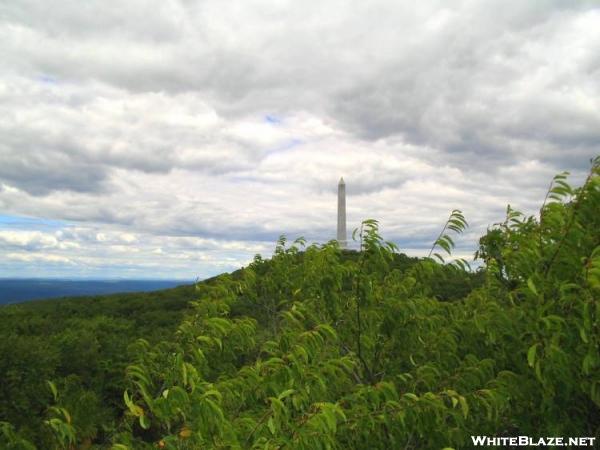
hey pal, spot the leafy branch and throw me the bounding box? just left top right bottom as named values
left=428, top=209, right=468, bottom=266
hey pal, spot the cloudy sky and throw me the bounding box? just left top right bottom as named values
left=1, top=0, right=599, bottom=279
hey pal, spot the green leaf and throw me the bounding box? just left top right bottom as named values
left=277, top=389, right=295, bottom=401
left=139, top=415, right=150, bottom=430
left=267, top=417, right=276, bottom=435
left=459, top=396, right=469, bottom=419
left=403, top=393, right=419, bottom=402
left=527, top=344, right=539, bottom=368
left=47, top=381, right=58, bottom=401
left=323, top=407, right=337, bottom=432
left=527, top=277, right=538, bottom=296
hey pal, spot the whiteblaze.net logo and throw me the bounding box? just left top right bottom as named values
left=471, top=436, right=597, bottom=447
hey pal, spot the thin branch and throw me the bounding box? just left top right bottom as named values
left=538, top=177, right=555, bottom=257
left=245, top=409, right=272, bottom=445
left=544, top=165, right=596, bottom=276
left=428, top=219, right=449, bottom=258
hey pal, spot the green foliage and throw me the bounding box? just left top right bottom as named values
left=0, top=285, right=195, bottom=448
left=1, top=159, right=599, bottom=448
left=0, top=422, right=36, bottom=450
left=45, top=381, right=77, bottom=450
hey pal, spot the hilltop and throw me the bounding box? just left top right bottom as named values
left=0, top=250, right=481, bottom=449
left=1, top=160, right=599, bottom=449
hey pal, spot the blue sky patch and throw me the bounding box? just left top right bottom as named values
left=0, top=214, right=68, bottom=231
left=264, top=115, right=281, bottom=125
left=37, top=74, right=58, bottom=84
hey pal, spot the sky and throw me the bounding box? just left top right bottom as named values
left=0, top=0, right=599, bottom=279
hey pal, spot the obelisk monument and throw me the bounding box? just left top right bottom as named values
left=337, top=177, right=347, bottom=248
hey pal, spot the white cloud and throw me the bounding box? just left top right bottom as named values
left=6, top=252, right=72, bottom=264
left=0, top=230, right=58, bottom=249
left=0, top=224, right=272, bottom=278
left=0, top=0, right=598, bottom=278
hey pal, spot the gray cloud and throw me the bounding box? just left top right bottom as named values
left=0, top=0, right=598, bottom=277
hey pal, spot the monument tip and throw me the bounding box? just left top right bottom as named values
left=339, top=176, right=345, bottom=184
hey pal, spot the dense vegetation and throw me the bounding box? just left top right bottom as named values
left=0, top=285, right=195, bottom=448
left=1, top=159, right=599, bottom=449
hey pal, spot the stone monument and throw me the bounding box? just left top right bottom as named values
left=337, top=177, right=347, bottom=248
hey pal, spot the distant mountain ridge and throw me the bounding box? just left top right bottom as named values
left=0, top=278, right=190, bottom=305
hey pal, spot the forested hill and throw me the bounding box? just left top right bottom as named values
left=1, top=160, right=599, bottom=449
left=0, top=251, right=479, bottom=449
